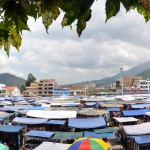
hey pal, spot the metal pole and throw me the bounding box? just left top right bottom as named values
left=120, top=67, right=124, bottom=99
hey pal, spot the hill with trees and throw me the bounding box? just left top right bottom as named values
left=0, top=73, right=26, bottom=87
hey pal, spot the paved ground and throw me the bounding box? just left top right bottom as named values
left=108, top=138, right=124, bottom=150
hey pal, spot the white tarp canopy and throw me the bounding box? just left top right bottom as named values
left=123, top=122, right=150, bottom=135
left=145, top=112, right=150, bottom=116
left=113, top=117, right=139, bottom=123
left=33, top=142, right=69, bottom=150
left=26, top=110, right=77, bottom=119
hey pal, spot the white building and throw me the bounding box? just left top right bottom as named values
left=0, top=84, right=6, bottom=97
left=6, top=86, right=20, bottom=97
left=133, top=80, right=150, bottom=93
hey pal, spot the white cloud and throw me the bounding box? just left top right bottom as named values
left=1, top=1, right=150, bottom=85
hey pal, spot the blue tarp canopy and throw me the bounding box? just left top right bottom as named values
left=106, top=108, right=120, bottom=112
left=131, top=104, right=150, bottom=109
left=12, top=96, right=25, bottom=101
left=84, top=131, right=115, bottom=138
left=85, top=102, right=97, bottom=106
left=46, top=120, right=66, bottom=125
left=68, top=117, right=106, bottom=129
left=132, top=135, right=150, bottom=144
left=0, top=125, right=24, bottom=133
left=24, top=130, right=55, bottom=138
left=25, top=106, right=45, bottom=110
left=0, top=106, right=27, bottom=112
left=13, top=117, right=48, bottom=124
left=122, top=109, right=149, bottom=116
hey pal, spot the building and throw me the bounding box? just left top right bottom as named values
left=23, top=82, right=38, bottom=97
left=6, top=86, right=20, bottom=97
left=38, top=79, right=57, bottom=96
left=133, top=79, right=150, bottom=94
left=0, top=84, right=6, bottom=97
left=123, top=76, right=142, bottom=87
left=54, top=88, right=70, bottom=96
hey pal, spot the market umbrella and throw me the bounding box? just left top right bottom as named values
left=67, top=137, right=110, bottom=150
left=0, top=144, right=9, bottom=150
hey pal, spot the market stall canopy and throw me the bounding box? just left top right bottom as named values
left=25, top=106, right=46, bottom=110
left=145, top=112, right=150, bottom=116
left=106, top=108, right=120, bottom=112
left=68, top=117, right=106, bottom=129
left=24, top=130, right=54, bottom=138
left=132, top=135, right=150, bottom=144
left=94, top=127, right=117, bottom=134
left=26, top=110, right=77, bottom=119
left=123, top=122, right=150, bottom=135
left=0, top=111, right=9, bottom=118
left=33, top=142, right=70, bottom=150
left=85, top=102, right=97, bottom=106
left=51, top=131, right=83, bottom=140
left=12, top=117, right=48, bottom=124
left=46, top=120, right=66, bottom=125
left=113, top=117, right=139, bottom=123
left=84, top=131, right=115, bottom=138
left=0, top=106, right=27, bottom=112
left=0, top=125, right=25, bottom=133
left=101, top=103, right=123, bottom=108
left=131, top=104, right=150, bottom=109
left=122, top=109, right=149, bottom=116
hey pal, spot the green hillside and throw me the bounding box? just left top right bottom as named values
left=0, top=73, right=26, bottom=87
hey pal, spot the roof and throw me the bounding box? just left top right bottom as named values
left=0, top=106, right=27, bottom=112
left=6, top=86, right=16, bottom=91
left=46, top=120, right=66, bottom=125
left=113, top=117, right=139, bottom=123
left=133, top=135, right=150, bottom=144
left=84, top=131, right=115, bottom=138
left=94, top=127, right=117, bottom=134
left=25, top=106, right=46, bottom=110
left=33, top=142, right=70, bottom=150
left=24, top=130, right=54, bottom=138
left=26, top=110, right=77, bottom=119
left=0, top=125, right=24, bottom=133
left=52, top=131, right=83, bottom=140
left=12, top=117, right=48, bottom=124
left=123, top=122, right=150, bottom=135
left=106, top=107, right=120, bottom=112
left=131, top=104, right=150, bottom=109
left=122, top=109, right=149, bottom=116
left=68, top=117, right=106, bottom=129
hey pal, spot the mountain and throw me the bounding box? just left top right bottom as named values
left=70, top=61, right=150, bottom=86
left=137, top=69, right=150, bottom=80
left=0, top=73, right=26, bottom=87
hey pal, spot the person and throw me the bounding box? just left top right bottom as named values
left=4, top=142, right=9, bottom=150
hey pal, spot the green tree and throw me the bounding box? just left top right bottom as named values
left=0, top=0, right=150, bottom=55
left=26, top=73, right=36, bottom=87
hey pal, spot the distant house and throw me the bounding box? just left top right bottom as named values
left=6, top=86, right=20, bottom=97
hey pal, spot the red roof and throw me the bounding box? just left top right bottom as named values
left=6, top=86, right=16, bottom=91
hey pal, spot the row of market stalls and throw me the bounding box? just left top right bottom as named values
left=0, top=96, right=150, bottom=149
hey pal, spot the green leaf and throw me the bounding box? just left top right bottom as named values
left=106, top=0, right=120, bottom=22
left=42, top=12, right=53, bottom=33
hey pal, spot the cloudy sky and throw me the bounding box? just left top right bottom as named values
left=1, top=1, right=150, bottom=85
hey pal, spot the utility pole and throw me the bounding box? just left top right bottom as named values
left=120, top=67, right=124, bottom=99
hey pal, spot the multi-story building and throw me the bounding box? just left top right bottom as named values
left=133, top=80, right=150, bottom=94
left=38, top=79, right=57, bottom=96
left=123, top=76, right=142, bottom=87
left=23, top=82, right=38, bottom=97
